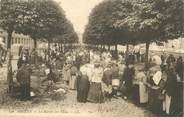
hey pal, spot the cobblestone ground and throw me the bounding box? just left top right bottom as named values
left=0, top=63, right=157, bottom=117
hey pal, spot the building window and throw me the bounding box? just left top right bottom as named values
left=15, top=38, right=17, bottom=44
left=18, top=38, right=20, bottom=44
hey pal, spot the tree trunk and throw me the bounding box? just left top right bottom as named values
left=48, top=40, right=51, bottom=62
left=115, top=44, right=118, bottom=59
left=125, top=44, right=129, bottom=64
left=126, top=44, right=129, bottom=52
left=145, top=42, right=150, bottom=70
left=103, top=45, right=105, bottom=49
left=101, top=45, right=103, bottom=49
left=3, top=50, right=7, bottom=62
left=71, top=44, right=73, bottom=50
left=62, top=44, right=64, bottom=53
left=108, top=45, right=110, bottom=51
left=7, top=31, right=13, bottom=95
left=59, top=43, right=62, bottom=52
left=33, top=39, right=37, bottom=49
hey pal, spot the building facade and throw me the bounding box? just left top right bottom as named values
left=0, top=28, right=34, bottom=55
left=164, top=38, right=184, bottom=49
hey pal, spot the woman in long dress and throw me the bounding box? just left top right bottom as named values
left=63, top=63, right=72, bottom=85
left=69, top=65, right=78, bottom=90
left=76, top=70, right=90, bottom=103
left=88, top=62, right=104, bottom=103
left=102, top=64, right=113, bottom=100
left=76, top=64, right=92, bottom=102
left=147, top=66, right=163, bottom=114
left=164, top=66, right=178, bottom=116
left=122, top=64, right=135, bottom=99
left=133, top=66, right=148, bottom=105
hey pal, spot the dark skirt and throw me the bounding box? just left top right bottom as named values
left=148, top=88, right=162, bottom=114
left=87, top=82, right=104, bottom=103
left=77, top=75, right=90, bottom=103
left=20, top=83, right=30, bottom=101
left=132, top=84, right=140, bottom=105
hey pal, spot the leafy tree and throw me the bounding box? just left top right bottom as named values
left=16, top=0, right=79, bottom=60
left=84, top=0, right=184, bottom=67
left=0, top=0, right=78, bottom=93
left=115, top=0, right=184, bottom=68
left=83, top=0, right=138, bottom=56
left=83, top=0, right=115, bottom=45
left=0, top=0, right=25, bottom=94
left=54, top=20, right=78, bottom=44
left=16, top=0, right=70, bottom=49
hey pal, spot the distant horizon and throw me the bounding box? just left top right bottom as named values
left=54, top=0, right=103, bottom=34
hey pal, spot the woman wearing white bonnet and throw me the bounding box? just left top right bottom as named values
left=87, top=60, right=104, bottom=103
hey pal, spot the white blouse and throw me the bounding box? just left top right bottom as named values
left=90, top=67, right=103, bottom=83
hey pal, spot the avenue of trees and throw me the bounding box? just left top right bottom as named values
left=83, top=0, right=184, bottom=68
left=0, top=0, right=78, bottom=94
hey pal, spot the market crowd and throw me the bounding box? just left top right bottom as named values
left=15, top=46, right=183, bottom=117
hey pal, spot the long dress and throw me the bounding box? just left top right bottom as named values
left=63, top=64, right=71, bottom=85
left=77, top=73, right=90, bottom=103
left=102, top=68, right=113, bottom=99
left=16, top=65, right=31, bottom=100
left=148, top=70, right=163, bottom=114
left=165, top=71, right=178, bottom=115
left=87, top=66, right=104, bottom=103
left=69, top=66, right=78, bottom=90
left=122, top=66, right=135, bottom=98
left=133, top=72, right=148, bottom=104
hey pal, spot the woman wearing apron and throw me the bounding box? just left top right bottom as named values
left=88, top=61, right=104, bottom=103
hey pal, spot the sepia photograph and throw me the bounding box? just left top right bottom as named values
left=0, top=0, right=183, bottom=117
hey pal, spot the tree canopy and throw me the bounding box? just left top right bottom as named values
left=83, top=0, right=137, bottom=45
left=14, top=0, right=78, bottom=47
left=0, top=0, right=79, bottom=93
left=114, top=0, right=184, bottom=44
left=83, top=0, right=184, bottom=45
left=53, top=20, right=78, bottom=44
left=83, top=0, right=184, bottom=67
